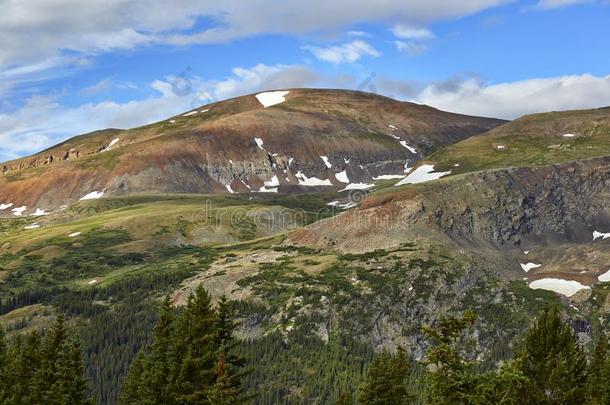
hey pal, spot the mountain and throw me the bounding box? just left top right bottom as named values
left=1, top=92, right=609, bottom=404
left=0, top=89, right=504, bottom=216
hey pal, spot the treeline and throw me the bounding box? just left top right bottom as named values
left=3, top=292, right=610, bottom=405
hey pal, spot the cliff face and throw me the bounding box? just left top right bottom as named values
left=288, top=157, right=610, bottom=285
left=0, top=89, right=504, bottom=215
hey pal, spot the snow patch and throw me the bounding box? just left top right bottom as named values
left=399, top=141, right=417, bottom=154
left=389, top=124, right=397, bottom=130
left=183, top=110, right=198, bottom=117
left=69, top=232, right=81, bottom=238
left=373, top=174, right=405, bottom=180
left=593, top=231, right=610, bottom=240
left=80, top=191, right=104, bottom=201
left=327, top=200, right=357, bottom=210
left=12, top=206, right=27, bottom=216
left=528, top=278, right=590, bottom=297
left=255, top=91, right=290, bottom=108
left=562, top=133, right=576, bottom=138
left=225, top=183, right=235, bottom=194
left=339, top=183, right=375, bottom=192
left=88, top=279, right=98, bottom=285
left=295, top=171, right=333, bottom=186
left=31, top=209, right=49, bottom=217
left=395, top=165, right=451, bottom=186
left=0, top=203, right=13, bottom=210
left=520, top=263, right=542, bottom=272
left=102, top=138, right=119, bottom=152
left=320, top=156, right=332, bottom=168
left=598, top=269, right=610, bottom=282
left=254, top=137, right=265, bottom=150
left=24, top=223, right=40, bottom=230
left=335, top=171, right=349, bottom=183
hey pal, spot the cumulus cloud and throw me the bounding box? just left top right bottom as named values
left=303, top=41, right=381, bottom=64
left=394, top=41, right=429, bottom=56
left=0, top=64, right=330, bottom=162
left=0, top=0, right=510, bottom=69
left=413, top=73, right=610, bottom=119
left=391, top=24, right=435, bottom=40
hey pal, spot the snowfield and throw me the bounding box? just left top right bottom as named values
left=399, top=141, right=417, bottom=154
left=373, top=174, right=405, bottom=180
left=102, top=138, right=119, bottom=152
left=520, top=263, right=542, bottom=272
left=254, top=137, right=265, bottom=150
left=12, top=206, right=27, bottom=216
left=295, top=171, right=333, bottom=187
left=338, top=183, right=375, bottom=192
left=320, top=156, right=332, bottom=168
left=255, top=91, right=290, bottom=108
left=598, top=269, right=610, bottom=282
left=80, top=191, right=104, bottom=201
left=335, top=171, right=349, bottom=183
left=528, top=278, right=590, bottom=297
left=395, top=165, right=451, bottom=186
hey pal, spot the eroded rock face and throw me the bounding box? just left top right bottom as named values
left=0, top=89, right=504, bottom=213
left=422, top=157, right=610, bottom=247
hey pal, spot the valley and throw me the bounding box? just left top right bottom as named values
left=0, top=90, right=609, bottom=404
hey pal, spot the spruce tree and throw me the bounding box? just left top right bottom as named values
left=586, top=335, right=610, bottom=404
left=516, top=306, right=587, bottom=404
left=357, top=347, right=413, bottom=404
left=423, top=311, right=479, bottom=404
left=173, top=285, right=219, bottom=403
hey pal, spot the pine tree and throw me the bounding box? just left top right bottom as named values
left=173, top=285, right=219, bottom=403
left=142, top=294, right=175, bottom=404
left=208, top=353, right=246, bottom=404
left=423, top=311, right=479, bottom=404
left=586, top=335, right=610, bottom=404
left=516, top=306, right=587, bottom=404
left=119, top=352, right=146, bottom=404
left=357, top=347, right=413, bottom=404
left=47, top=339, right=92, bottom=405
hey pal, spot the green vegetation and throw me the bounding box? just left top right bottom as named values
left=120, top=288, right=249, bottom=404
left=0, top=315, right=91, bottom=404
left=425, top=109, right=610, bottom=176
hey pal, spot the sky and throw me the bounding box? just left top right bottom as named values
left=1, top=0, right=610, bottom=162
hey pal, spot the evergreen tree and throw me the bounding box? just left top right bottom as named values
left=473, top=361, right=539, bottom=405
left=208, top=352, right=246, bottom=404
left=516, top=306, right=587, bottom=404
left=586, top=335, right=610, bottom=404
left=423, top=311, right=479, bottom=404
left=173, top=285, right=219, bottom=403
left=357, top=347, right=413, bottom=404
left=120, top=287, right=249, bottom=404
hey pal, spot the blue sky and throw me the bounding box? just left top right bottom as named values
left=1, top=0, right=610, bottom=162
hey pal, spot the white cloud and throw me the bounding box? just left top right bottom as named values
left=0, top=64, right=328, bottom=162
left=391, top=24, right=435, bottom=40
left=534, top=0, right=594, bottom=9
left=394, top=41, right=429, bottom=56
left=303, top=40, right=381, bottom=64
left=0, top=0, right=509, bottom=69
left=414, top=73, right=610, bottom=119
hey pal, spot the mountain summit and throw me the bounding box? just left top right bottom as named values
left=0, top=89, right=503, bottom=216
